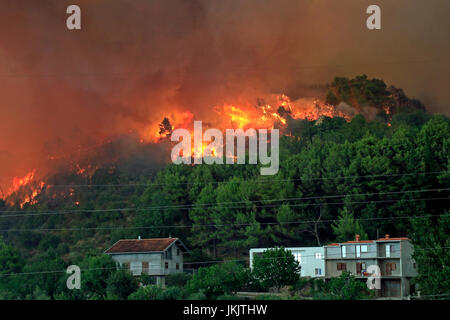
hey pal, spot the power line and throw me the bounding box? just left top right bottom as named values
left=1, top=187, right=448, bottom=216
left=1, top=208, right=448, bottom=233
left=0, top=196, right=447, bottom=220
left=0, top=247, right=448, bottom=278
left=16, top=171, right=445, bottom=189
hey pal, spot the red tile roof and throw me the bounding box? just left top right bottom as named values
left=325, top=240, right=374, bottom=246
left=325, top=237, right=409, bottom=246
left=105, top=238, right=179, bottom=254
left=377, top=237, right=409, bottom=241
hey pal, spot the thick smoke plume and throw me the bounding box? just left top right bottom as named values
left=0, top=0, right=449, bottom=186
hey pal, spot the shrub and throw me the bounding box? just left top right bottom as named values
left=128, top=285, right=164, bottom=300
left=186, top=261, right=249, bottom=299
left=311, top=272, right=373, bottom=300
left=166, top=272, right=192, bottom=287
left=106, top=270, right=139, bottom=300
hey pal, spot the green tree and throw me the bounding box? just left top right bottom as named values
left=0, top=237, right=24, bottom=298
left=411, top=214, right=450, bottom=297
left=106, top=270, right=139, bottom=300
left=80, top=254, right=116, bottom=299
left=252, top=248, right=300, bottom=290
left=332, top=208, right=368, bottom=242
left=0, top=237, right=22, bottom=274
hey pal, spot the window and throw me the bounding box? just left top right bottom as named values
left=122, top=262, right=130, bottom=271
left=315, top=268, right=322, bottom=275
left=165, top=262, right=169, bottom=269
left=315, top=252, right=322, bottom=260
left=142, top=262, right=149, bottom=274
left=165, top=249, right=172, bottom=260
left=356, top=262, right=367, bottom=275
left=356, top=262, right=362, bottom=274
left=176, top=263, right=179, bottom=270
left=341, top=246, right=347, bottom=258
left=361, top=245, right=368, bottom=253
left=413, top=262, right=416, bottom=269
left=386, top=244, right=391, bottom=258
left=356, top=245, right=361, bottom=258
left=177, top=249, right=180, bottom=256
left=386, top=263, right=391, bottom=275
left=337, top=263, right=347, bottom=271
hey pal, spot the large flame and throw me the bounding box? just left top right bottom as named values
left=142, top=94, right=351, bottom=146
left=3, top=94, right=352, bottom=207
left=4, top=169, right=45, bottom=208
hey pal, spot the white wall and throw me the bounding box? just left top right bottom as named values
left=249, top=247, right=325, bottom=277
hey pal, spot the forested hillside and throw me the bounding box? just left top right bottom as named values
left=0, top=77, right=448, bottom=299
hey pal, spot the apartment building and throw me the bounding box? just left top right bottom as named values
left=249, top=247, right=325, bottom=278
left=324, top=234, right=417, bottom=298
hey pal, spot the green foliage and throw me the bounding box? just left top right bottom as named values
left=311, top=272, right=373, bottom=300
left=128, top=285, right=165, bottom=300
left=106, top=270, right=139, bottom=300
left=0, top=237, right=23, bottom=275
left=21, top=250, right=67, bottom=299
left=186, top=261, right=249, bottom=299
left=332, top=208, right=368, bottom=242
left=252, top=248, right=300, bottom=290
left=80, top=254, right=117, bottom=299
left=166, top=272, right=192, bottom=287
left=411, top=214, right=450, bottom=297
left=253, top=294, right=283, bottom=300
left=138, top=274, right=156, bottom=286
left=128, top=285, right=187, bottom=300
left=24, top=287, right=51, bottom=300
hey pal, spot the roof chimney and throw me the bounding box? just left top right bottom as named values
left=385, top=234, right=390, bottom=239
left=138, top=235, right=141, bottom=240
left=355, top=234, right=360, bottom=241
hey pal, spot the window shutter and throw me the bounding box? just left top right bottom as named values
left=356, top=263, right=362, bottom=273
left=142, top=262, right=149, bottom=274
left=386, top=263, right=391, bottom=275
left=342, top=263, right=347, bottom=271
left=391, top=262, right=396, bottom=271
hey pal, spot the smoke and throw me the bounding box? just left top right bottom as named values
left=0, top=0, right=449, bottom=185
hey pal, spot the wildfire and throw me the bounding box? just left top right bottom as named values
left=138, top=94, right=354, bottom=160
left=2, top=94, right=355, bottom=207
left=4, top=169, right=45, bottom=208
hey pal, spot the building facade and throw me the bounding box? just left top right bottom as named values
left=105, top=237, right=189, bottom=286
left=249, top=247, right=325, bottom=277
left=324, top=234, right=417, bottom=298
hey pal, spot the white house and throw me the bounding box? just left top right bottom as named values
left=105, top=237, right=189, bottom=286
left=249, top=247, right=325, bottom=277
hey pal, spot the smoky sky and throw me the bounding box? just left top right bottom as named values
left=0, top=0, right=449, bottom=183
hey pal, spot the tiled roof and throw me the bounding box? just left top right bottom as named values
left=376, top=237, right=409, bottom=241
left=105, top=238, right=178, bottom=254
left=325, top=237, right=409, bottom=246
left=325, top=240, right=374, bottom=246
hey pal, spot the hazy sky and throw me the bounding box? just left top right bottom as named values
left=0, top=0, right=449, bottom=182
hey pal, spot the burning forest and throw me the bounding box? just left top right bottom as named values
left=0, top=0, right=448, bottom=303
left=0, top=72, right=432, bottom=208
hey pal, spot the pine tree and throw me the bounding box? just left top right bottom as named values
left=332, top=208, right=368, bottom=242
